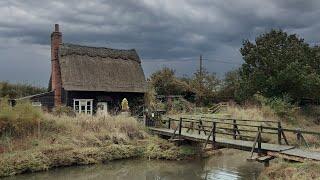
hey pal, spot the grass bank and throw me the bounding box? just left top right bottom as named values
left=259, top=161, right=320, bottom=180
left=0, top=102, right=197, bottom=177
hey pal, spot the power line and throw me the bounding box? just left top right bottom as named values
left=143, top=58, right=242, bottom=65
left=203, top=58, right=243, bottom=65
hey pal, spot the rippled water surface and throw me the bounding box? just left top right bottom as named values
left=3, top=149, right=264, bottom=180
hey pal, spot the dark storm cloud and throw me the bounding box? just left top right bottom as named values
left=1, top=0, right=320, bottom=85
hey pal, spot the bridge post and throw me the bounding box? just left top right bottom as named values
left=212, top=121, right=216, bottom=149
left=179, top=117, right=182, bottom=139
left=168, top=118, right=171, bottom=129
left=296, top=129, right=302, bottom=146
left=233, top=119, right=237, bottom=140
left=278, top=122, right=282, bottom=145
left=258, top=126, right=262, bottom=156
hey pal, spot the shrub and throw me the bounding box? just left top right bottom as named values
left=254, top=94, right=298, bottom=120
left=0, top=82, right=47, bottom=99
left=0, top=100, right=42, bottom=137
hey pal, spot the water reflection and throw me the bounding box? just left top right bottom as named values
left=3, top=149, right=263, bottom=180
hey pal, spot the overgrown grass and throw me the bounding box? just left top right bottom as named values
left=259, top=160, right=320, bottom=180
left=223, top=103, right=320, bottom=146
left=0, top=102, right=196, bottom=177
left=0, top=99, right=42, bottom=138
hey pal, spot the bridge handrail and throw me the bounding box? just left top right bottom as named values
left=163, top=117, right=320, bottom=136
left=201, top=116, right=278, bottom=123
left=180, top=117, right=278, bottom=125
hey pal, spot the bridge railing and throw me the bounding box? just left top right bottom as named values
left=162, top=116, right=320, bottom=148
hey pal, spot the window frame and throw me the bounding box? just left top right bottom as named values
left=73, top=99, right=93, bottom=115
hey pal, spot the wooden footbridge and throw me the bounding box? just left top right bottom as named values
left=148, top=116, right=320, bottom=165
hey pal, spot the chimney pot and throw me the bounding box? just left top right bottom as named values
left=55, top=24, right=59, bottom=32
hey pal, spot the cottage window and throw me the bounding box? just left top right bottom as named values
left=32, top=101, right=42, bottom=107
left=73, top=99, right=93, bottom=115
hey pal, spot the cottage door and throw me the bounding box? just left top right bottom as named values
left=97, top=102, right=108, bottom=115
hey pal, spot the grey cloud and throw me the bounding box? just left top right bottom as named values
left=1, top=0, right=320, bottom=86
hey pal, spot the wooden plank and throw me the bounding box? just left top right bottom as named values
left=267, top=151, right=305, bottom=162
left=280, top=149, right=320, bottom=161
left=257, top=155, right=274, bottom=162
left=168, top=138, right=184, bottom=142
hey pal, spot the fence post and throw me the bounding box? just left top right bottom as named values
left=258, top=125, right=262, bottom=156
left=296, top=129, right=301, bottom=146
left=168, top=118, right=171, bottom=129
left=179, top=117, right=182, bottom=138
left=278, top=121, right=282, bottom=145
left=233, top=119, right=237, bottom=140
left=212, top=121, right=216, bottom=149
left=198, top=120, right=201, bottom=135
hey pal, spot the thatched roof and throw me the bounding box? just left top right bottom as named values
left=58, top=43, right=146, bottom=93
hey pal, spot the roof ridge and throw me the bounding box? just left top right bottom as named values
left=59, top=43, right=141, bottom=62
left=61, top=43, right=136, bottom=52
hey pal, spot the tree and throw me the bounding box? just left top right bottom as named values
left=149, top=67, right=189, bottom=96
left=239, top=29, right=320, bottom=102
left=0, top=81, right=47, bottom=99
left=218, top=69, right=241, bottom=101
left=189, top=69, right=220, bottom=105
left=149, top=67, right=220, bottom=106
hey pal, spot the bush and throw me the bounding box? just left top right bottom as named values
left=254, top=94, right=298, bottom=120
left=0, top=100, right=42, bottom=137
left=0, top=82, right=47, bottom=99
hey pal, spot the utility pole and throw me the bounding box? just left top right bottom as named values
left=200, top=55, right=202, bottom=77
left=199, top=54, right=203, bottom=106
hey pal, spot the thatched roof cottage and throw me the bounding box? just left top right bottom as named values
left=18, top=24, right=146, bottom=115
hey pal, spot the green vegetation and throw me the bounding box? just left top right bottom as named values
left=237, top=29, right=320, bottom=103
left=149, top=29, right=320, bottom=107
left=0, top=99, right=42, bottom=138
left=0, top=101, right=196, bottom=177
left=0, top=81, right=47, bottom=99
left=149, top=67, right=219, bottom=106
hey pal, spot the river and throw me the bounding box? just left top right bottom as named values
left=3, top=149, right=264, bottom=180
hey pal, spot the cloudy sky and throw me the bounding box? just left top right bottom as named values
left=1, top=0, right=320, bottom=86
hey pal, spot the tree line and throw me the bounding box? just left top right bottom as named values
left=0, top=81, right=47, bottom=99
left=149, top=29, right=320, bottom=106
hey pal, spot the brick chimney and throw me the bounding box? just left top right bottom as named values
left=51, top=24, right=62, bottom=106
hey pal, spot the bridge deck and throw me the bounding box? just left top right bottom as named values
left=150, top=127, right=320, bottom=161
